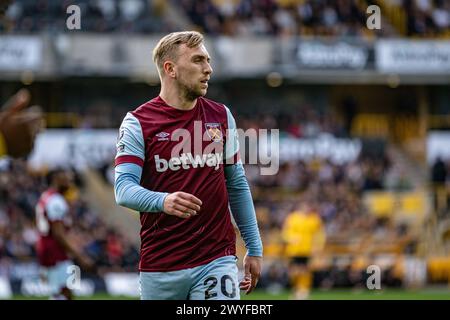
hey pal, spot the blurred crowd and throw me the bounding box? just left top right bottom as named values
left=431, top=156, right=450, bottom=219
left=245, top=151, right=407, bottom=243
left=2, top=0, right=173, bottom=33
left=431, top=156, right=450, bottom=186
left=404, top=0, right=450, bottom=36
left=246, top=154, right=418, bottom=290
left=179, top=0, right=378, bottom=37
left=0, top=159, right=139, bottom=279
left=2, top=0, right=449, bottom=37
left=236, top=107, right=347, bottom=138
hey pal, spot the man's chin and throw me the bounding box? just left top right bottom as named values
left=185, top=87, right=206, bottom=100
left=193, top=89, right=207, bottom=98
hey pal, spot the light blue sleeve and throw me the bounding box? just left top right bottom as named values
left=115, top=112, right=145, bottom=161
left=115, top=163, right=168, bottom=212
left=114, top=112, right=168, bottom=212
left=224, top=106, right=263, bottom=257
left=46, top=194, right=69, bottom=221
left=224, top=106, right=239, bottom=164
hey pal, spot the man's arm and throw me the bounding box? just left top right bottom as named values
left=115, top=165, right=201, bottom=217
left=225, top=164, right=263, bottom=257
left=51, top=221, right=94, bottom=271
left=46, top=195, right=94, bottom=271
left=225, top=163, right=263, bottom=294
left=224, top=105, right=263, bottom=294
left=114, top=113, right=201, bottom=217
left=114, top=163, right=168, bottom=212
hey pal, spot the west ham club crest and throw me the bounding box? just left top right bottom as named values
left=205, top=123, right=223, bottom=142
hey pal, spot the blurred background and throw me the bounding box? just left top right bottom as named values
left=0, top=0, right=449, bottom=299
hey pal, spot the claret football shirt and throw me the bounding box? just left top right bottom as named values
left=115, top=96, right=241, bottom=272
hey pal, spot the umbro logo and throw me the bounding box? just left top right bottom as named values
left=156, top=132, right=170, bottom=141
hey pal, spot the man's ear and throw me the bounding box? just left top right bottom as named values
left=163, top=61, right=176, bottom=78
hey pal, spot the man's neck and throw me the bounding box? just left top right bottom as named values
left=159, top=86, right=197, bottom=111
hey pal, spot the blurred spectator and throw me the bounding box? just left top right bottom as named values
left=431, top=156, right=447, bottom=184
left=404, top=0, right=450, bottom=36
left=430, top=156, right=449, bottom=217
left=0, top=159, right=139, bottom=278
left=282, top=200, right=326, bottom=299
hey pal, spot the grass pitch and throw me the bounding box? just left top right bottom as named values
left=10, top=288, right=450, bottom=300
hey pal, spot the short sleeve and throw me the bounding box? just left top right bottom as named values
left=224, top=106, right=241, bottom=165
left=45, top=194, right=68, bottom=221
left=115, top=112, right=145, bottom=167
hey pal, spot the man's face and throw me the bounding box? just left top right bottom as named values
left=55, top=171, right=74, bottom=193
left=172, top=44, right=213, bottom=100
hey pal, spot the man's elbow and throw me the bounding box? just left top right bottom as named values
left=115, top=195, right=126, bottom=207
left=115, top=190, right=141, bottom=212
left=114, top=187, right=129, bottom=208
left=116, top=196, right=130, bottom=208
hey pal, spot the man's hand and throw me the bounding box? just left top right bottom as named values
left=163, top=191, right=202, bottom=219
left=0, top=89, right=44, bottom=158
left=239, top=255, right=262, bottom=295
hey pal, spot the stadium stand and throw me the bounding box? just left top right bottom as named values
left=3, top=0, right=449, bottom=37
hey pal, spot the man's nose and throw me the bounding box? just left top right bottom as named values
left=205, top=63, right=213, bottom=75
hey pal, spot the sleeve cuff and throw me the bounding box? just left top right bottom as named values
left=247, top=248, right=263, bottom=257
left=115, top=155, right=144, bottom=167
left=156, top=193, right=170, bottom=212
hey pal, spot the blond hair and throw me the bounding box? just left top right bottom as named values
left=152, top=31, right=204, bottom=76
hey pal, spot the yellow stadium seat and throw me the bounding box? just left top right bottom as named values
left=364, top=192, right=395, bottom=217
left=427, top=257, right=450, bottom=283
left=400, top=193, right=423, bottom=212
left=364, top=191, right=430, bottom=225
left=396, top=192, right=429, bottom=224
